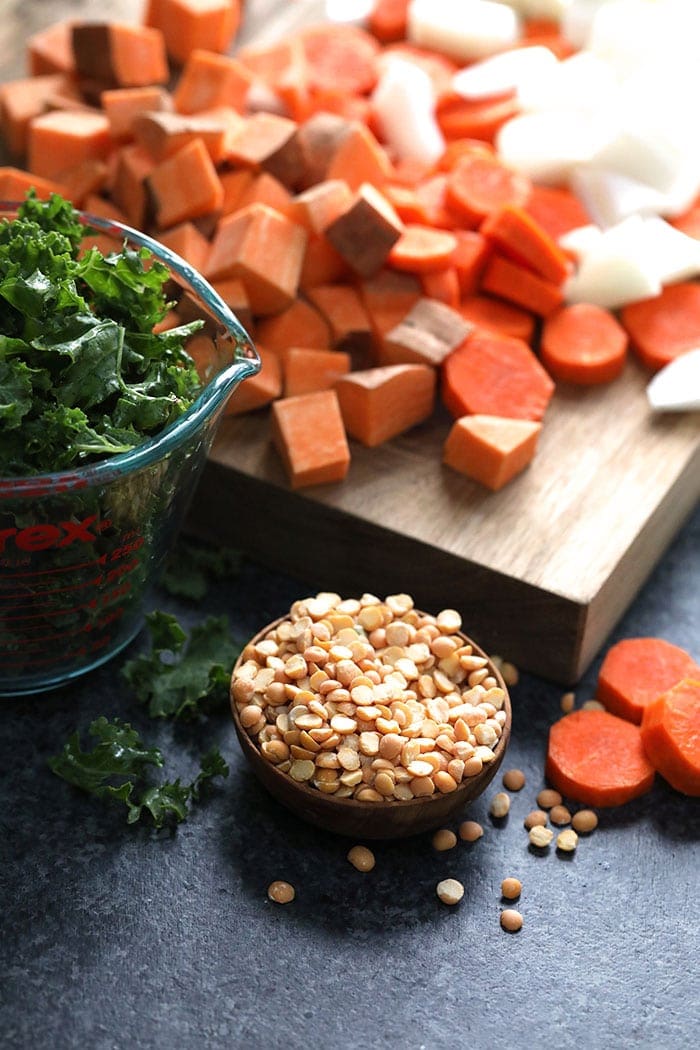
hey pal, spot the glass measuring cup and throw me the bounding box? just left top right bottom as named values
left=0, top=206, right=260, bottom=696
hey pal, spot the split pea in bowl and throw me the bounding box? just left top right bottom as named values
left=231, top=593, right=512, bottom=839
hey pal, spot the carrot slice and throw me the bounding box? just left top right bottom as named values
left=541, top=303, right=628, bottom=385
left=641, top=679, right=700, bottom=796
left=420, top=266, right=460, bottom=308
left=546, top=709, right=656, bottom=807
left=335, top=364, right=436, bottom=446
left=620, top=282, right=700, bottom=372
left=271, top=389, right=350, bottom=489
left=596, top=637, right=700, bottom=725
left=480, top=254, right=564, bottom=316
left=446, top=155, right=531, bottom=228
left=299, top=24, right=380, bottom=96
left=442, top=330, right=555, bottom=421
left=450, top=230, right=491, bottom=296
left=388, top=224, right=458, bottom=274
left=458, top=294, right=535, bottom=342
left=443, top=414, right=541, bottom=491
left=480, top=204, right=571, bottom=284
left=436, top=92, right=520, bottom=143
left=523, top=184, right=591, bottom=241
left=368, top=0, right=410, bottom=43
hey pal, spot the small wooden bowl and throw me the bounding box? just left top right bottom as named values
left=231, top=616, right=512, bottom=839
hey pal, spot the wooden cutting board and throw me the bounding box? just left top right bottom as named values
left=3, top=0, right=697, bottom=683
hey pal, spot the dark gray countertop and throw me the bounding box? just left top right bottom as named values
left=1, top=504, right=698, bottom=1050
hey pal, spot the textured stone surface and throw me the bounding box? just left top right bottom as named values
left=1, top=506, right=698, bottom=1050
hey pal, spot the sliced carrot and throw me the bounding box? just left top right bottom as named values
left=381, top=297, right=470, bottom=367
left=458, top=294, right=535, bottom=342
left=226, top=346, right=282, bottom=416
left=436, top=138, right=495, bottom=172
left=436, top=92, right=520, bottom=143
left=368, top=0, right=410, bottom=43
left=408, top=175, right=456, bottom=230
left=480, top=254, right=564, bottom=316
left=324, top=183, right=403, bottom=278
left=640, top=679, right=700, bottom=796
left=299, top=24, right=380, bottom=96
left=157, top=221, right=211, bottom=271
left=443, top=414, right=541, bottom=490
left=521, top=19, right=576, bottom=60
left=255, top=297, right=331, bottom=354
left=442, top=330, right=555, bottom=421
left=596, top=637, right=700, bottom=725
left=173, top=48, right=253, bottom=115
left=546, top=709, right=655, bottom=807
left=205, top=203, right=307, bottom=315
left=480, top=204, right=571, bottom=284
left=148, top=138, right=224, bottom=229
left=0, top=74, right=73, bottom=156
left=420, top=266, right=460, bottom=308
left=226, top=112, right=303, bottom=188
left=271, top=389, right=350, bottom=489
left=335, top=364, right=436, bottom=447
left=144, top=0, right=241, bottom=66
left=450, top=230, right=491, bottom=296
left=27, top=20, right=76, bottom=77
left=325, top=121, right=393, bottom=191
left=541, top=303, right=628, bottom=385
left=523, top=184, right=591, bottom=241
left=71, top=22, right=169, bottom=89
left=27, top=110, right=113, bottom=183
left=101, top=86, right=172, bottom=142
left=283, top=347, right=351, bottom=397
left=305, top=87, right=372, bottom=125
left=446, top=155, right=531, bottom=228
left=388, top=224, right=458, bottom=274
left=620, top=282, right=700, bottom=372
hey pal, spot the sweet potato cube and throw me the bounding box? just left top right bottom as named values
left=0, top=74, right=73, bottom=156
left=144, top=0, right=242, bottom=66
left=335, top=364, right=435, bottom=447
left=27, top=21, right=76, bottom=77
left=0, top=166, right=67, bottom=201
left=296, top=111, right=353, bottom=189
left=325, top=120, right=393, bottom=191
left=212, top=277, right=252, bottom=333
left=443, top=415, right=541, bottom=490
left=28, top=110, right=113, bottom=182
left=205, top=203, right=307, bottom=315
left=133, top=106, right=243, bottom=163
left=225, top=346, right=282, bottom=416
left=382, top=298, right=471, bottom=367
left=157, top=221, right=211, bottom=271
left=148, top=138, right=224, bottom=229
left=110, top=143, right=156, bottom=229
left=288, top=179, right=353, bottom=234
left=255, top=298, right=330, bottom=353
left=325, top=183, right=403, bottom=278
left=71, top=22, right=169, bottom=88
left=305, top=282, right=373, bottom=365
left=225, top=112, right=304, bottom=188
left=283, top=348, right=351, bottom=397
left=101, top=86, right=173, bottom=142
left=173, top=49, right=253, bottom=115
left=271, top=389, right=350, bottom=489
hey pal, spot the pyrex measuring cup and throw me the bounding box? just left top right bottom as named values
left=0, top=207, right=260, bottom=696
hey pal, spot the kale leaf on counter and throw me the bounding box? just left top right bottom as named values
left=0, top=191, right=203, bottom=477
left=161, top=538, right=243, bottom=601
left=48, top=716, right=228, bottom=829
left=122, top=611, right=242, bottom=719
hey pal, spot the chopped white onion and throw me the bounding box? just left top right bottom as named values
left=407, top=0, right=520, bottom=63
left=372, top=58, right=445, bottom=167
left=452, top=46, right=556, bottom=101
left=647, top=349, right=700, bottom=412
left=496, top=110, right=614, bottom=185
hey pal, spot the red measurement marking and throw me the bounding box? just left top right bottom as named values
left=1, top=556, right=109, bottom=580
left=1, top=608, right=126, bottom=646
left=0, top=559, right=140, bottom=602
left=0, top=582, right=133, bottom=621
left=2, top=635, right=112, bottom=668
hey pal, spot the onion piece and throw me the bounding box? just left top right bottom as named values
left=647, top=349, right=700, bottom=412
left=407, top=0, right=520, bottom=63
left=372, top=58, right=445, bottom=167
left=452, top=46, right=556, bottom=101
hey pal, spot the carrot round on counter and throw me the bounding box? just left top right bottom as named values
left=620, top=281, right=700, bottom=372
left=480, top=254, right=564, bottom=317
left=596, top=637, right=700, bottom=725
left=480, top=204, right=571, bottom=284
left=541, top=303, right=628, bottom=385
left=641, top=679, right=700, bottom=797
left=442, top=330, right=555, bottom=421
left=299, top=23, right=381, bottom=96
left=457, top=294, right=534, bottom=342
left=388, top=223, right=458, bottom=273
left=546, top=709, right=656, bottom=807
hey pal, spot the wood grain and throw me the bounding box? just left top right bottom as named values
left=1, top=0, right=698, bottom=682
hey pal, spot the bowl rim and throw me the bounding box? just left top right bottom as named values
left=231, top=612, right=512, bottom=814
left=0, top=201, right=260, bottom=495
